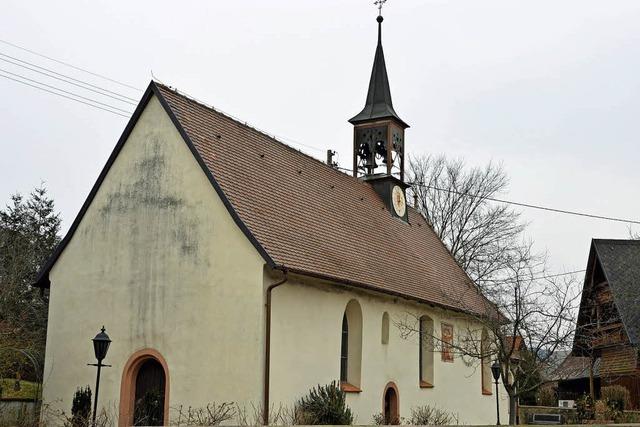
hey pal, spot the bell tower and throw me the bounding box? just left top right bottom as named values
left=350, top=6, right=410, bottom=221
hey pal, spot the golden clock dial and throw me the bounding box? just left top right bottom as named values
left=392, top=185, right=406, bottom=217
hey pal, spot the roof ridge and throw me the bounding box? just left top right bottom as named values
left=154, top=82, right=367, bottom=185
left=593, top=238, right=640, bottom=246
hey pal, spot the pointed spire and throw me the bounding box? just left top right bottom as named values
left=349, top=14, right=408, bottom=128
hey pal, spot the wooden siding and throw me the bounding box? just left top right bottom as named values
left=600, top=347, right=638, bottom=376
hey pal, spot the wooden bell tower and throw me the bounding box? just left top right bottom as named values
left=349, top=12, right=410, bottom=221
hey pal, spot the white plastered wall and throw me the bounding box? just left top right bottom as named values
left=42, top=95, right=266, bottom=421
left=269, top=276, right=510, bottom=425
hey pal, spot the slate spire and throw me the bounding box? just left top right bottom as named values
left=349, top=15, right=408, bottom=128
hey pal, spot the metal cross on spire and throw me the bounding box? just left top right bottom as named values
left=373, top=0, right=387, bottom=16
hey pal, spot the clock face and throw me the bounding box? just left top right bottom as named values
left=391, top=185, right=406, bottom=217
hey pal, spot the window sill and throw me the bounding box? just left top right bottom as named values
left=482, top=389, right=493, bottom=396
left=419, top=381, right=434, bottom=389
left=340, top=382, right=362, bottom=393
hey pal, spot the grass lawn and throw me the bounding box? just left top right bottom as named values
left=0, top=379, right=41, bottom=400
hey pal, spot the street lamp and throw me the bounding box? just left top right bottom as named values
left=89, top=326, right=111, bottom=427
left=490, top=360, right=501, bottom=425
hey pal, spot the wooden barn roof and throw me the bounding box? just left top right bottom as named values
left=574, top=239, right=640, bottom=352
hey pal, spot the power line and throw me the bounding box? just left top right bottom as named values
left=411, top=182, right=640, bottom=225
left=0, top=39, right=142, bottom=92
left=0, top=72, right=130, bottom=118
left=0, top=68, right=133, bottom=114
left=477, top=269, right=586, bottom=283
left=0, top=56, right=137, bottom=106
left=0, top=52, right=138, bottom=103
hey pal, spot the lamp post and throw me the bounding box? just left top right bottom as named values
left=89, top=326, right=111, bottom=427
left=491, top=360, right=501, bottom=425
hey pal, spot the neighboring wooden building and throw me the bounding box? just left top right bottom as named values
left=572, top=239, right=640, bottom=408
left=551, top=353, right=601, bottom=403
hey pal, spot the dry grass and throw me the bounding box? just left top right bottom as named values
left=0, top=379, right=41, bottom=400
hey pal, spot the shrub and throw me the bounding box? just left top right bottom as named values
left=594, top=399, right=608, bottom=422
left=295, top=381, right=353, bottom=425
left=134, top=389, right=163, bottom=426
left=372, top=412, right=385, bottom=425
left=575, top=394, right=594, bottom=423
left=618, top=411, right=640, bottom=423
left=601, top=385, right=631, bottom=412
left=410, top=404, right=459, bottom=425
left=536, top=387, right=557, bottom=407
left=172, top=402, right=236, bottom=426
left=71, top=386, right=92, bottom=427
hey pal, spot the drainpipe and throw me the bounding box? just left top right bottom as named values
left=263, top=269, right=288, bottom=425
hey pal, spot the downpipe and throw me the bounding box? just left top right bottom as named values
left=263, top=268, right=288, bottom=425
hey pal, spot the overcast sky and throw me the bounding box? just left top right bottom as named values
left=2, top=0, right=639, bottom=278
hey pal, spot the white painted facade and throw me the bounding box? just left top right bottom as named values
left=42, top=95, right=509, bottom=425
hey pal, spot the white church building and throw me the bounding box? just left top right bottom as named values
left=37, top=13, right=508, bottom=426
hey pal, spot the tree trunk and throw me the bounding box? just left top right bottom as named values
left=509, top=395, right=518, bottom=425
left=589, top=356, right=595, bottom=401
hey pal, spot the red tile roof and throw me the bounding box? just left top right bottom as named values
left=156, top=83, right=493, bottom=315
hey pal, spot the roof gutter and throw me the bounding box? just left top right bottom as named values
left=263, top=268, right=288, bottom=425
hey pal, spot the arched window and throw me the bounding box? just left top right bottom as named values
left=381, top=312, right=390, bottom=345
left=481, top=328, right=492, bottom=394
left=340, top=299, right=363, bottom=390
left=340, top=313, right=349, bottom=382
left=419, top=315, right=434, bottom=387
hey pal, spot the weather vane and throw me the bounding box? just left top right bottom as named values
left=373, top=0, right=387, bottom=16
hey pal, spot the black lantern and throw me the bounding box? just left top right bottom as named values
left=89, top=326, right=112, bottom=427
left=491, top=360, right=501, bottom=425
left=92, top=326, right=111, bottom=361
left=491, top=360, right=501, bottom=382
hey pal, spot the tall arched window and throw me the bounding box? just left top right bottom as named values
left=481, top=328, right=492, bottom=394
left=340, top=313, right=349, bottom=382
left=340, top=299, right=363, bottom=390
left=419, top=315, right=434, bottom=387
left=381, top=312, right=390, bottom=345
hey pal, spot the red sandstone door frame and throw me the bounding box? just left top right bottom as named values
left=119, top=349, right=170, bottom=427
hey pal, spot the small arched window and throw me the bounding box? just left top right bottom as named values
left=381, top=312, right=390, bottom=345
left=340, top=299, right=363, bottom=390
left=419, top=315, right=434, bottom=387
left=481, top=328, right=492, bottom=394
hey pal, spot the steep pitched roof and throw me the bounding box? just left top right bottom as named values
left=574, top=239, right=640, bottom=352
left=36, top=82, right=493, bottom=316
left=349, top=16, right=408, bottom=128
left=593, top=239, right=640, bottom=344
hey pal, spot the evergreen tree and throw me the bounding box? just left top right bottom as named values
left=0, top=185, right=61, bottom=381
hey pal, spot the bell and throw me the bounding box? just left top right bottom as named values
left=375, top=140, right=388, bottom=163
left=363, top=156, right=378, bottom=172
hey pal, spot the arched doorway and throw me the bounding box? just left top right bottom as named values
left=383, top=382, right=400, bottom=425
left=119, top=349, right=169, bottom=427
left=133, top=359, right=165, bottom=425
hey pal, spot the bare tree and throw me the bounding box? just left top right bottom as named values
left=398, top=247, right=579, bottom=423
left=403, top=155, right=581, bottom=424
left=408, top=154, right=526, bottom=285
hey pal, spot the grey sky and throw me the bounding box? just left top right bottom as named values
left=2, top=0, right=639, bottom=277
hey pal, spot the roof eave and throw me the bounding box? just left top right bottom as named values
left=280, top=265, right=498, bottom=320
